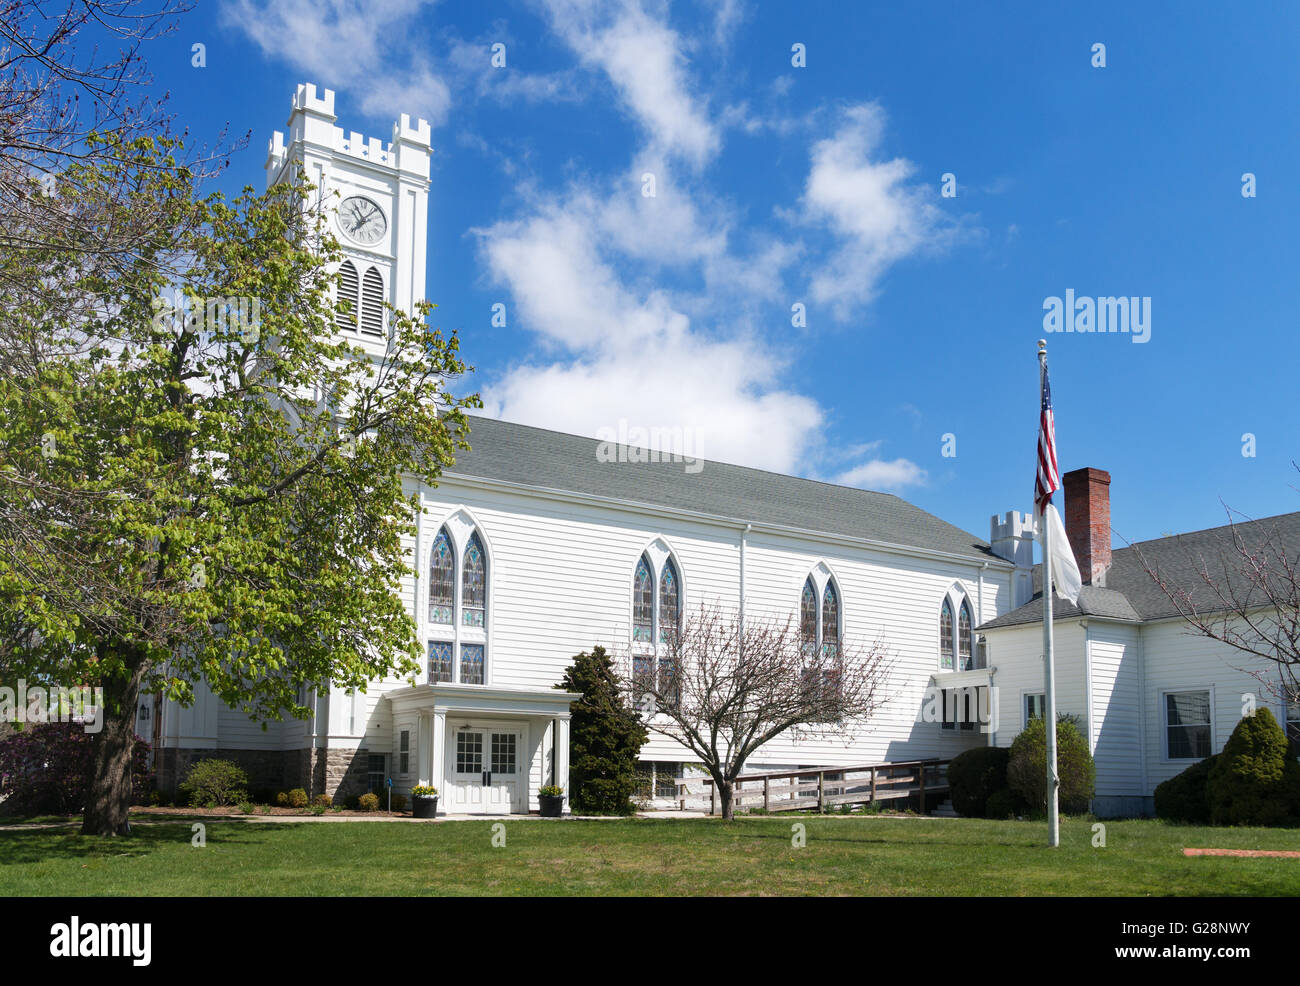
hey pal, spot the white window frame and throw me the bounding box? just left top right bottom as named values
left=1161, top=686, right=1215, bottom=762
left=629, top=542, right=685, bottom=708
left=1023, top=691, right=1046, bottom=728
left=422, top=514, right=490, bottom=687
left=937, top=584, right=978, bottom=671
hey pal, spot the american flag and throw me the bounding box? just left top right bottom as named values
left=1035, top=360, right=1060, bottom=512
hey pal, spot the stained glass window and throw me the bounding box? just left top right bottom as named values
left=659, top=558, right=680, bottom=644
left=429, top=528, right=454, bottom=625
left=460, top=643, right=485, bottom=685
left=633, top=555, right=654, bottom=643
left=958, top=601, right=973, bottom=670
left=821, top=581, right=840, bottom=661
left=632, top=653, right=654, bottom=707
left=940, top=598, right=954, bottom=669
left=658, top=655, right=680, bottom=710
left=428, top=641, right=453, bottom=683
left=801, top=578, right=818, bottom=657
left=462, top=532, right=486, bottom=627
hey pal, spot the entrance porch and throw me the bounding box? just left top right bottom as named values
left=386, top=682, right=580, bottom=815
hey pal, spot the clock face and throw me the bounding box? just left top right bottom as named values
left=337, top=195, right=387, bottom=246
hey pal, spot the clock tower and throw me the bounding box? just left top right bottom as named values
left=265, top=83, right=432, bottom=363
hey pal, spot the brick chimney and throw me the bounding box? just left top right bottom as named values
left=1063, top=467, right=1111, bottom=585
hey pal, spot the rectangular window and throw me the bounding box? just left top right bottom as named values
left=1025, top=693, right=1045, bottom=724
left=941, top=688, right=977, bottom=731
left=632, top=654, right=654, bottom=708
left=1165, top=690, right=1212, bottom=759
left=1285, top=694, right=1300, bottom=744
left=399, top=730, right=410, bottom=775
left=367, top=754, right=386, bottom=795
left=460, top=644, right=485, bottom=685
left=428, top=641, right=453, bottom=683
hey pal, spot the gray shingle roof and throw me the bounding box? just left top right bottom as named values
left=442, top=415, right=998, bottom=562
left=979, top=510, right=1300, bottom=630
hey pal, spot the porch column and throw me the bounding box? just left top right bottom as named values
left=555, top=716, right=571, bottom=814
left=416, top=713, right=431, bottom=787
left=431, top=710, right=447, bottom=800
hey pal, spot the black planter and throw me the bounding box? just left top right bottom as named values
left=412, top=795, right=438, bottom=819
left=538, top=793, right=564, bottom=817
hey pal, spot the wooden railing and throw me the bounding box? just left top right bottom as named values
left=680, top=759, right=949, bottom=815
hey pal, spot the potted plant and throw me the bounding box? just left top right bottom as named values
left=411, top=785, right=438, bottom=819
left=538, top=784, right=564, bottom=817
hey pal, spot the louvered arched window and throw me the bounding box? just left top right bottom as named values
left=821, top=581, right=840, bottom=661
left=428, top=528, right=454, bottom=625
left=633, top=555, right=654, bottom=643
left=336, top=260, right=359, bottom=331
left=957, top=601, right=973, bottom=671
left=462, top=533, right=486, bottom=627
left=360, top=266, right=385, bottom=336
left=940, top=598, right=955, bottom=670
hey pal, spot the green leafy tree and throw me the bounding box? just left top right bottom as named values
left=0, top=136, right=478, bottom=835
left=1208, top=708, right=1300, bottom=826
left=1006, top=714, right=1096, bottom=815
left=558, top=647, right=648, bottom=815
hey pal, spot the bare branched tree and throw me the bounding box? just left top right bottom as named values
left=617, top=603, right=891, bottom=820
left=1134, top=493, right=1300, bottom=711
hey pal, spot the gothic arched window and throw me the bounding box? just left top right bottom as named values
left=940, top=598, right=955, bottom=670
left=958, top=601, right=973, bottom=671
left=360, top=266, right=384, bottom=336
left=822, top=581, right=840, bottom=661
left=337, top=260, right=359, bottom=331
left=428, top=527, right=454, bottom=625
left=801, top=578, right=818, bottom=657
left=633, top=555, right=654, bottom=643
left=659, top=558, right=680, bottom=644
left=462, top=532, right=486, bottom=628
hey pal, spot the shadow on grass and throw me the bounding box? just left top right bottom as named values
left=0, top=821, right=300, bottom=865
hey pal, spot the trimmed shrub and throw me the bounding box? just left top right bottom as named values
left=0, top=721, right=152, bottom=815
left=180, top=759, right=249, bottom=808
left=985, top=788, right=1018, bottom=820
left=947, top=746, right=1011, bottom=818
left=358, top=792, right=380, bottom=812
left=559, top=646, right=649, bottom=815
left=1154, top=754, right=1218, bottom=823
left=389, top=793, right=408, bottom=812
left=1208, top=708, right=1300, bottom=827
left=311, top=794, right=333, bottom=809
left=286, top=788, right=308, bottom=809
left=275, top=791, right=289, bottom=806
left=1007, top=715, right=1096, bottom=815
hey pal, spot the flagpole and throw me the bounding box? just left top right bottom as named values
left=1038, top=339, right=1060, bottom=848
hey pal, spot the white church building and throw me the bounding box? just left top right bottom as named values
left=146, top=86, right=1298, bottom=818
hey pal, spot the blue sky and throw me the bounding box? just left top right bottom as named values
left=150, top=0, right=1300, bottom=549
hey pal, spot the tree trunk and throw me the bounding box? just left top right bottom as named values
left=719, top=780, right=735, bottom=821
left=81, top=663, right=144, bottom=837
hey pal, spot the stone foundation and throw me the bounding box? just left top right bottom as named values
left=155, top=745, right=376, bottom=804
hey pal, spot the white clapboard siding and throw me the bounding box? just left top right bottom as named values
left=1139, top=617, right=1288, bottom=790
left=1086, top=622, right=1144, bottom=797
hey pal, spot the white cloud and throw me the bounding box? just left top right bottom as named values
left=834, top=457, right=928, bottom=492
left=473, top=178, right=819, bottom=473
left=801, top=103, right=963, bottom=320
left=221, top=0, right=453, bottom=125
left=536, top=0, right=720, bottom=166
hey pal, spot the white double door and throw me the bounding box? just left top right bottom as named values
left=445, top=721, right=525, bottom=814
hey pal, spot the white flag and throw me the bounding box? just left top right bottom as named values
left=1043, top=502, right=1081, bottom=605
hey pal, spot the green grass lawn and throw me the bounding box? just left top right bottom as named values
left=1, top=814, right=1298, bottom=896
